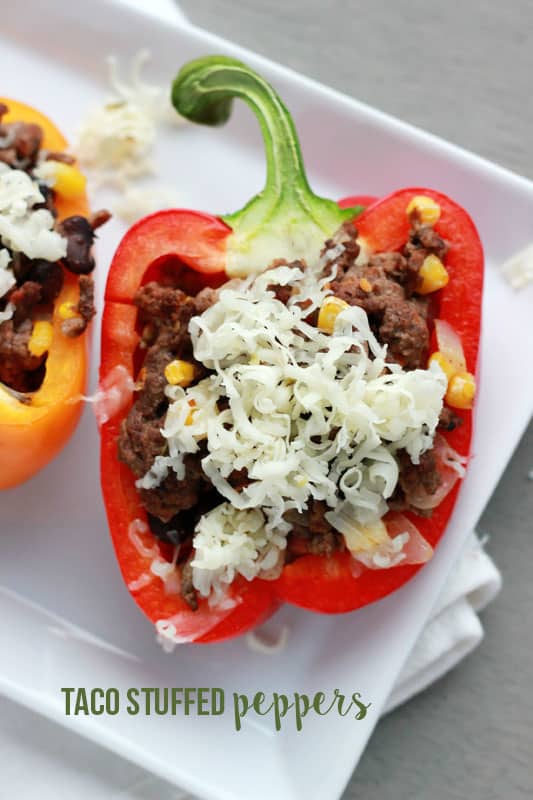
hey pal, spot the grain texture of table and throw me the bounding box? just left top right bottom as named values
left=179, top=2, right=533, bottom=798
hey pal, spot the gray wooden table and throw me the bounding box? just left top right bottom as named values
left=180, top=2, right=533, bottom=798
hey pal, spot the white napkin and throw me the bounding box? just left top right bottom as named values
left=384, top=531, right=501, bottom=712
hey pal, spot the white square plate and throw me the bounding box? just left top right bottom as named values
left=1, top=2, right=532, bottom=799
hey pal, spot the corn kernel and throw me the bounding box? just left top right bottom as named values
left=28, top=320, right=53, bottom=357
left=418, top=254, right=449, bottom=294
left=164, top=360, right=195, bottom=387
left=428, top=351, right=455, bottom=382
left=57, top=301, right=78, bottom=321
left=185, top=399, right=197, bottom=426
left=406, top=195, right=441, bottom=226
left=49, top=162, right=87, bottom=199
left=317, top=296, right=349, bottom=333
left=359, top=277, right=372, bottom=293
left=446, top=371, right=476, bottom=410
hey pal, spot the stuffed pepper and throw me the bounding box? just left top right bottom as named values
left=0, top=99, right=108, bottom=489
left=100, top=57, right=483, bottom=645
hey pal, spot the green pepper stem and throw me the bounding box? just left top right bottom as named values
left=172, top=56, right=362, bottom=276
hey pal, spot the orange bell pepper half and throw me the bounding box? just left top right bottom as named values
left=0, top=99, right=90, bottom=489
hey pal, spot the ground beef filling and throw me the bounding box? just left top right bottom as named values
left=328, top=219, right=448, bottom=369
left=118, top=284, right=218, bottom=521
left=0, top=105, right=108, bottom=394
left=119, top=220, right=460, bottom=609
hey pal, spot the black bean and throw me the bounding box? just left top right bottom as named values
left=27, top=260, right=64, bottom=304
left=57, top=215, right=96, bottom=275
left=34, top=183, right=57, bottom=217
left=11, top=252, right=32, bottom=283
left=148, top=513, right=189, bottom=546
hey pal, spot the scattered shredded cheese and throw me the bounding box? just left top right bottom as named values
left=155, top=601, right=239, bottom=651
left=150, top=553, right=181, bottom=595
left=111, top=186, right=183, bottom=225
left=501, top=242, right=533, bottom=289
left=155, top=619, right=191, bottom=652
left=128, top=519, right=159, bottom=559
left=127, top=572, right=153, bottom=593
left=126, top=521, right=181, bottom=595
left=149, top=258, right=446, bottom=598
left=88, top=365, right=136, bottom=427
left=76, top=50, right=186, bottom=192
left=135, top=453, right=185, bottom=490
left=107, top=50, right=180, bottom=126
left=77, top=101, right=156, bottom=185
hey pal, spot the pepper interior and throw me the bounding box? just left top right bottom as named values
left=0, top=103, right=105, bottom=397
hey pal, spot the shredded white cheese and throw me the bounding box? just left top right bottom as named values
left=77, top=101, right=156, bottom=185
left=191, top=504, right=289, bottom=601
left=152, top=259, right=446, bottom=598
left=89, top=365, right=136, bottom=427
left=135, top=453, right=185, bottom=490
left=0, top=301, right=14, bottom=323
left=150, top=552, right=181, bottom=595
left=155, top=601, right=239, bottom=651
left=501, top=242, right=533, bottom=289
left=111, top=186, right=184, bottom=225
left=128, top=519, right=159, bottom=559
left=76, top=50, right=186, bottom=190
left=32, top=160, right=60, bottom=186
left=0, top=165, right=67, bottom=263
left=0, top=248, right=15, bottom=301
left=0, top=165, right=68, bottom=323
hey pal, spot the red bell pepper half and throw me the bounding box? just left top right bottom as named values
left=99, top=56, right=483, bottom=644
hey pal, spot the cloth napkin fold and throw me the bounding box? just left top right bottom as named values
left=384, top=532, right=501, bottom=712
